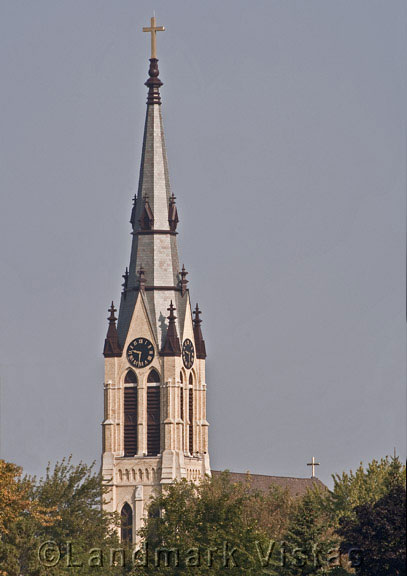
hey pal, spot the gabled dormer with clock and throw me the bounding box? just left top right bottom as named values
left=101, top=20, right=210, bottom=543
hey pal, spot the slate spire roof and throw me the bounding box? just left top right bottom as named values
left=117, top=56, right=187, bottom=350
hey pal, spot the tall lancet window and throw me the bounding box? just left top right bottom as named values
left=147, top=369, right=160, bottom=456
left=121, top=503, right=133, bottom=543
left=180, top=372, right=184, bottom=451
left=124, top=370, right=138, bottom=457
left=189, top=374, right=194, bottom=454
left=180, top=373, right=184, bottom=420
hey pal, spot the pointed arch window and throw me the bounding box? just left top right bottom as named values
left=124, top=371, right=138, bottom=457
left=121, top=503, right=133, bottom=543
left=147, top=369, right=160, bottom=384
left=125, top=370, right=137, bottom=384
left=189, top=374, right=194, bottom=454
left=147, top=370, right=160, bottom=456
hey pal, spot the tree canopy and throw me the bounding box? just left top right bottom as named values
left=0, top=457, right=120, bottom=576
left=0, top=455, right=405, bottom=576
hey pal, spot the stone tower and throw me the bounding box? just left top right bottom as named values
left=101, top=37, right=210, bottom=542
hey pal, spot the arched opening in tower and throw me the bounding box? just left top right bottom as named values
left=124, top=370, right=138, bottom=457
left=189, top=374, right=194, bottom=454
left=120, top=503, right=133, bottom=543
left=147, top=369, right=161, bottom=456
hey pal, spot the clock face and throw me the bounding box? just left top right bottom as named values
left=127, top=338, right=155, bottom=369
left=182, top=338, right=195, bottom=369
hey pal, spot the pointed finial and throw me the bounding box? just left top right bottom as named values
left=167, top=300, right=177, bottom=321
left=138, top=265, right=146, bottom=291
left=108, top=301, right=117, bottom=323
left=193, top=303, right=207, bottom=359
left=161, top=300, right=181, bottom=356
left=130, top=194, right=137, bottom=226
left=180, top=265, right=189, bottom=296
left=103, top=302, right=122, bottom=357
left=168, top=193, right=179, bottom=232
left=122, top=267, right=129, bottom=291
left=193, top=303, right=202, bottom=326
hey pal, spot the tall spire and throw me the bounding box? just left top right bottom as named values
left=117, top=20, right=187, bottom=350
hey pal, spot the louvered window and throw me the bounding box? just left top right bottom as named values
left=147, top=370, right=160, bottom=456
left=189, top=386, right=193, bottom=454
left=180, top=373, right=184, bottom=421
left=124, top=386, right=138, bottom=457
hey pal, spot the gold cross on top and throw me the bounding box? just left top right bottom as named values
left=143, top=16, right=165, bottom=59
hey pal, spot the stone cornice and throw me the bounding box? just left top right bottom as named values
left=132, top=229, right=177, bottom=236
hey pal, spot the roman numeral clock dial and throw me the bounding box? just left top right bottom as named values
left=127, top=338, right=155, bottom=369
left=182, top=338, right=195, bottom=369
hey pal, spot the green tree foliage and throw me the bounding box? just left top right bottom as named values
left=337, top=481, right=406, bottom=576
left=327, top=455, right=406, bottom=575
left=328, top=456, right=406, bottom=523
left=1, top=455, right=405, bottom=576
left=0, top=457, right=120, bottom=576
left=138, top=471, right=291, bottom=576
left=280, top=489, right=335, bottom=575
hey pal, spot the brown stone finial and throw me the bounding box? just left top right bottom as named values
left=168, top=301, right=176, bottom=319
left=138, top=265, right=146, bottom=291
left=161, top=300, right=181, bottom=356
left=168, top=193, right=179, bottom=232
left=180, top=265, right=189, bottom=296
left=103, top=302, right=122, bottom=357
left=193, top=303, right=202, bottom=325
left=108, top=301, right=116, bottom=322
left=193, top=303, right=207, bottom=359
left=145, top=59, right=163, bottom=105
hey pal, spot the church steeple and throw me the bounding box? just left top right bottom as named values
left=102, top=20, right=210, bottom=543
left=117, top=33, right=186, bottom=350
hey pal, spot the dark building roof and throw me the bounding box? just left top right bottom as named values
left=211, top=470, right=326, bottom=498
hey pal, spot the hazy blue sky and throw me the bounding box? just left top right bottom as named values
left=0, top=0, right=405, bottom=487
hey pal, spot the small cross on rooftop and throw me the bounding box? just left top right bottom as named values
left=307, top=456, right=320, bottom=478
